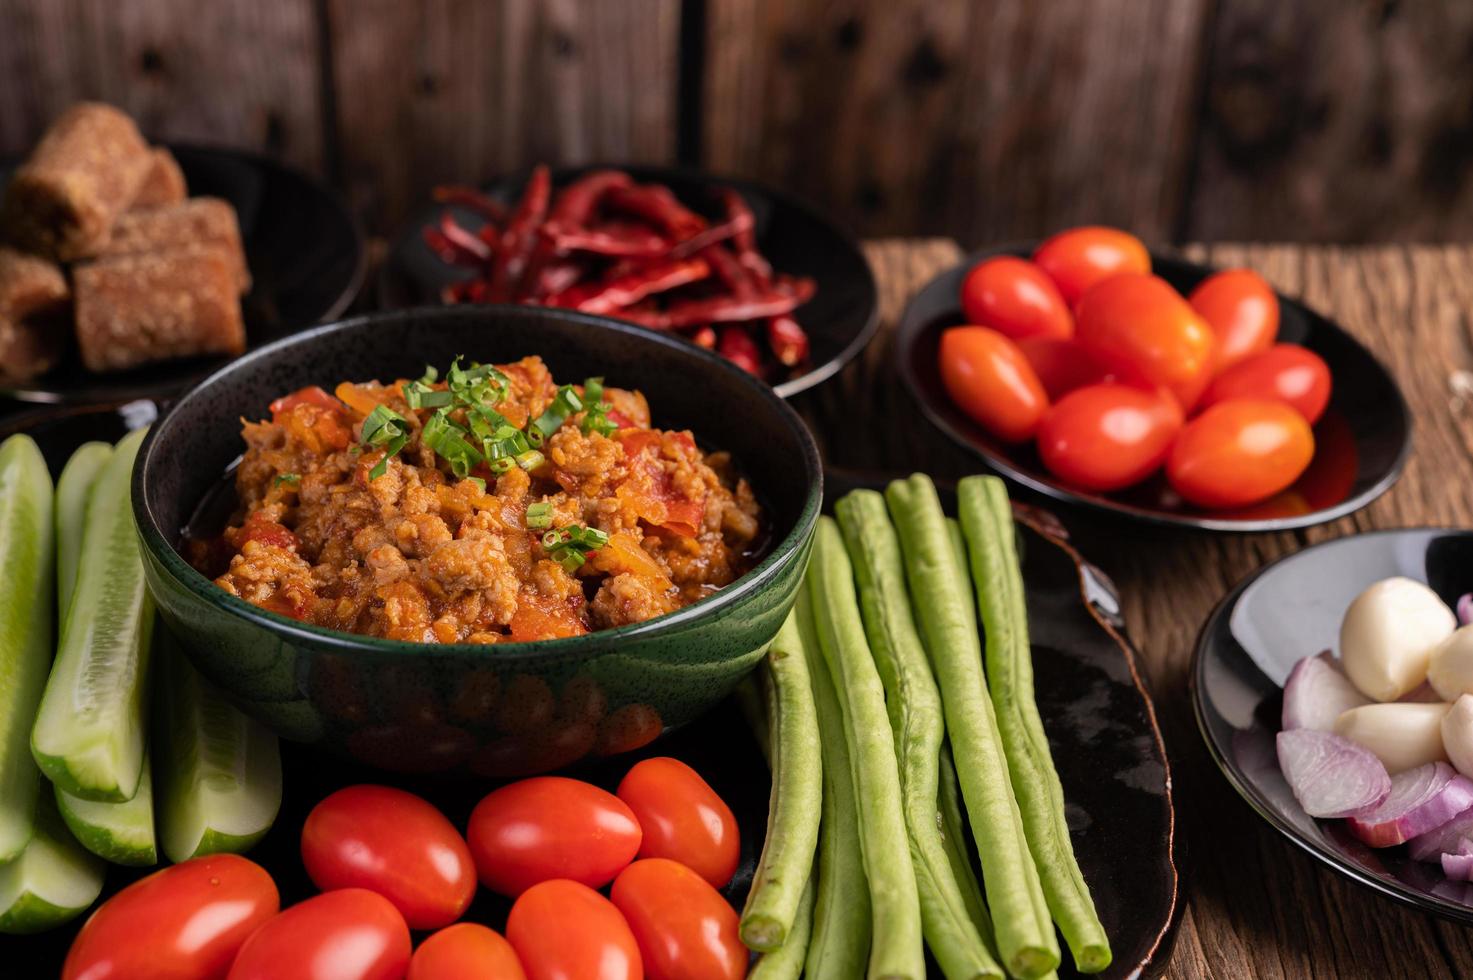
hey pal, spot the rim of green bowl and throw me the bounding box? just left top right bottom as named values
left=134, top=306, right=825, bottom=663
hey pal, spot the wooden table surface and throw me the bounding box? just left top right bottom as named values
left=796, top=239, right=1473, bottom=979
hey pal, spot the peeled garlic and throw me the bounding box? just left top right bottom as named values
left=1339, top=577, right=1456, bottom=701
left=1428, top=626, right=1473, bottom=701
left=1334, top=702, right=1451, bottom=773
left=1443, top=695, right=1473, bottom=779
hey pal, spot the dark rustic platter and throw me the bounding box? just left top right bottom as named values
left=1193, top=528, right=1473, bottom=922
left=894, top=245, right=1411, bottom=532
left=379, top=164, right=879, bottom=399
left=0, top=144, right=365, bottom=406
left=2, top=409, right=1177, bottom=978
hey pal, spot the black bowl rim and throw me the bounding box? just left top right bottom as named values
left=381, top=161, right=881, bottom=400
left=1190, top=526, right=1473, bottom=923
left=132, top=305, right=824, bottom=663
left=895, top=243, right=1413, bottom=533
left=0, top=140, right=368, bottom=406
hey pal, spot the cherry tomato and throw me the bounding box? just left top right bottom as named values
left=409, top=923, right=527, bottom=980
left=301, top=784, right=476, bottom=930
left=938, top=326, right=1049, bottom=442
left=1015, top=336, right=1112, bottom=401
left=595, top=703, right=664, bottom=756
left=1075, top=273, right=1216, bottom=410
left=1189, top=268, right=1279, bottom=372
left=1036, top=384, right=1184, bottom=492
left=467, top=776, right=643, bottom=897
left=1167, top=399, right=1315, bottom=509
left=959, top=256, right=1073, bottom=342
left=226, top=888, right=411, bottom=980
left=611, top=859, right=745, bottom=980
left=1031, top=226, right=1151, bottom=306
left=617, top=757, right=740, bottom=888
left=1200, top=343, right=1331, bottom=424
left=62, top=854, right=278, bottom=980
left=506, top=879, right=642, bottom=980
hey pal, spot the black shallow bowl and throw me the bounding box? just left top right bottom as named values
left=1, top=143, right=365, bottom=406
left=1193, top=528, right=1473, bottom=921
left=380, top=164, right=880, bottom=398
left=895, top=246, right=1411, bottom=532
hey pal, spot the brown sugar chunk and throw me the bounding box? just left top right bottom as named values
left=0, top=103, right=153, bottom=261
left=99, top=198, right=251, bottom=293
left=128, top=148, right=188, bottom=210
left=73, top=245, right=245, bottom=373
left=0, top=247, right=70, bottom=383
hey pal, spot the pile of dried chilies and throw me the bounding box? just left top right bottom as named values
left=424, top=166, right=816, bottom=380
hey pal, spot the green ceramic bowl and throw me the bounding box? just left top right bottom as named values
left=133, top=307, right=822, bottom=776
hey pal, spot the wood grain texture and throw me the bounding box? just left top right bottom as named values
left=702, top=0, right=1209, bottom=244
left=803, top=240, right=1473, bottom=978
left=326, top=0, right=680, bottom=231
left=0, top=0, right=325, bottom=171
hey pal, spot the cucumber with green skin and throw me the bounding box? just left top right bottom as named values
left=156, top=630, right=282, bottom=863
left=0, top=794, right=105, bottom=935
left=56, top=753, right=157, bottom=866
left=0, top=434, right=56, bottom=862
left=54, top=441, right=112, bottom=619
left=32, top=427, right=153, bottom=802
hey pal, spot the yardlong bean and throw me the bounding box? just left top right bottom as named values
left=837, top=490, right=1003, bottom=980
left=958, top=476, right=1111, bottom=973
left=750, top=873, right=817, bottom=980
left=886, top=474, right=1059, bottom=979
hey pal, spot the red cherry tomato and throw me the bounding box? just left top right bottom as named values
left=959, top=256, right=1073, bottom=342
left=409, top=923, right=527, bottom=980
left=226, top=888, right=411, bottom=980
left=1031, top=226, right=1151, bottom=306
left=1075, top=273, right=1216, bottom=411
left=610, top=859, right=746, bottom=980
left=506, top=880, right=642, bottom=980
left=1189, top=268, right=1279, bottom=372
left=1167, top=399, right=1315, bottom=509
left=467, top=776, right=643, bottom=897
left=1036, top=384, right=1184, bottom=492
left=617, top=757, right=740, bottom=888
left=1015, top=336, right=1112, bottom=401
left=1200, top=343, right=1331, bottom=424
left=938, top=326, right=1049, bottom=442
left=62, top=854, right=278, bottom=980
left=301, top=784, right=476, bottom=930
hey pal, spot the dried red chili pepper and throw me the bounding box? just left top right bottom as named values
left=667, top=211, right=756, bottom=259
left=433, top=185, right=508, bottom=224
left=548, top=257, right=711, bottom=315
left=717, top=326, right=763, bottom=376
left=548, top=169, right=634, bottom=226
left=690, top=326, right=717, bottom=349
left=722, top=189, right=772, bottom=285
left=423, top=226, right=487, bottom=268
left=651, top=277, right=815, bottom=330
left=439, top=212, right=493, bottom=262
left=606, top=184, right=706, bottom=239
left=527, top=260, right=586, bottom=300
left=700, top=244, right=753, bottom=297
left=543, top=221, right=671, bottom=258
left=767, top=315, right=810, bottom=366
left=487, top=164, right=552, bottom=301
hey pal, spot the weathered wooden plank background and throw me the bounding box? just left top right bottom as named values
left=3, top=0, right=1471, bottom=242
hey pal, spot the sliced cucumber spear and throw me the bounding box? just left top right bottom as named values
left=0, top=434, right=56, bottom=863
left=0, top=794, right=105, bottom=935
left=56, top=753, right=157, bottom=867
left=55, top=441, right=112, bottom=620
left=32, top=428, right=154, bottom=802
left=156, top=630, right=282, bottom=863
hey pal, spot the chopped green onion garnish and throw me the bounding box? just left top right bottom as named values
left=583, top=377, right=604, bottom=404
left=422, top=409, right=484, bottom=478
left=361, top=405, right=411, bottom=480
left=466, top=476, right=486, bottom=492
left=540, top=522, right=609, bottom=572
left=403, top=380, right=453, bottom=409
left=526, top=502, right=552, bottom=529
left=558, top=550, right=588, bottom=573
left=273, top=472, right=301, bottom=488
left=515, top=449, right=545, bottom=471
left=488, top=457, right=516, bottom=475
left=531, top=385, right=584, bottom=440
left=579, top=376, right=619, bottom=436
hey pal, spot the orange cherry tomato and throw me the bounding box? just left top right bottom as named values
left=617, top=757, right=740, bottom=888
left=959, top=256, right=1073, bottom=342
left=1075, top=273, right=1216, bottom=410
left=63, top=855, right=279, bottom=980
left=1031, top=226, right=1151, bottom=306
left=226, top=888, right=412, bottom=980
left=506, top=880, right=642, bottom=980
left=301, top=784, right=476, bottom=930
left=1167, top=399, right=1315, bottom=509
left=409, top=923, right=527, bottom=980
left=1189, top=268, right=1279, bottom=372
left=467, top=776, right=643, bottom=897
left=1200, top=343, right=1331, bottom=424
left=1036, top=384, right=1184, bottom=492
left=938, top=326, right=1049, bottom=442
left=1015, top=336, right=1112, bottom=401
left=611, top=859, right=746, bottom=980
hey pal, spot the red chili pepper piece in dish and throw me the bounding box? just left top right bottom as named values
left=432, top=185, right=508, bottom=224
left=547, top=169, right=633, bottom=226
left=487, top=164, right=552, bottom=301
left=606, top=183, right=706, bottom=239
left=550, top=257, right=711, bottom=314
left=718, top=326, right=763, bottom=376
left=767, top=315, right=810, bottom=366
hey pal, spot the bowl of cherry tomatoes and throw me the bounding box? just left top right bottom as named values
left=896, top=227, right=1410, bottom=531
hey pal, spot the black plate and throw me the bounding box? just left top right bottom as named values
left=2, top=408, right=1177, bottom=977
left=379, top=165, right=879, bottom=399
left=1, top=144, right=365, bottom=406
left=895, top=246, right=1411, bottom=532
left=1193, top=528, right=1473, bottom=921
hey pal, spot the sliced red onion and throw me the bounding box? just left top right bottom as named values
left=1409, top=809, right=1473, bottom=861
left=1459, top=593, right=1473, bottom=626
left=1349, top=762, right=1473, bottom=847
left=1444, top=852, right=1473, bottom=880
left=1399, top=682, right=1444, bottom=703
left=1282, top=651, right=1372, bottom=731
left=1276, top=729, right=1391, bottom=818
